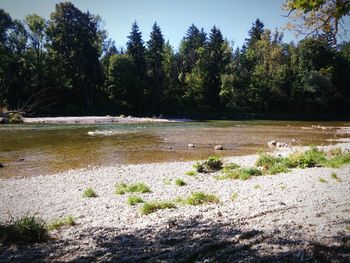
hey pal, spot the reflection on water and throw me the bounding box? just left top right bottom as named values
left=0, top=120, right=349, bottom=178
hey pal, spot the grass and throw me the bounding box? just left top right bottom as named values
left=178, top=192, right=220, bottom=206
left=115, top=182, right=151, bottom=195
left=175, top=178, right=186, bottom=186
left=231, top=192, right=238, bottom=201
left=216, top=167, right=262, bottom=180
left=0, top=216, right=49, bottom=244
left=193, top=156, right=223, bottom=173
left=127, top=195, right=144, bottom=205
left=319, top=177, right=327, bottom=183
left=256, top=147, right=350, bottom=175
left=185, top=170, right=197, bottom=176
left=330, top=172, right=341, bottom=181
left=222, top=163, right=240, bottom=173
left=48, top=216, right=76, bottom=231
left=82, top=187, right=97, bottom=198
left=140, top=201, right=176, bottom=215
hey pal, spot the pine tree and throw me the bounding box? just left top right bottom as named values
left=127, top=21, right=146, bottom=77
left=246, top=18, right=264, bottom=47
left=146, top=22, right=165, bottom=113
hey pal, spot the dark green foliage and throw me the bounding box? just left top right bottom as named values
left=0, top=5, right=349, bottom=117
left=0, top=216, right=49, bottom=245
left=140, top=201, right=176, bottom=215
left=194, top=156, right=223, bottom=173
left=115, top=182, right=151, bottom=195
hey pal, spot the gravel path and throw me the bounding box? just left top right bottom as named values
left=0, top=144, right=350, bottom=262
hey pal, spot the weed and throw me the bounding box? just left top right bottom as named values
left=194, top=156, right=223, bottom=173
left=127, top=195, right=144, bottom=205
left=48, top=216, right=75, bottom=231
left=185, top=170, right=197, bottom=176
left=222, top=163, right=240, bottom=173
left=140, top=201, right=176, bottom=215
left=183, top=192, right=219, bottom=205
left=115, top=182, right=151, bottom=195
left=319, top=177, right=327, bottom=183
left=82, top=187, right=97, bottom=198
left=256, top=153, right=290, bottom=174
left=175, top=178, right=186, bottom=186
left=328, top=147, right=342, bottom=157
left=231, top=192, right=238, bottom=201
left=217, top=167, right=262, bottom=180
left=0, top=216, right=49, bottom=244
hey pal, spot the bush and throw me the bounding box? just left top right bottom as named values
left=8, top=112, right=23, bottom=124
left=140, top=201, right=176, bottom=215
left=115, top=182, right=151, bottom=195
left=127, top=195, right=144, bottom=205
left=175, top=178, right=186, bottom=186
left=193, top=156, right=223, bottom=173
left=0, top=216, right=49, bottom=244
left=181, top=192, right=219, bottom=206
left=48, top=216, right=76, bottom=231
left=82, top=187, right=97, bottom=198
left=256, top=153, right=290, bottom=174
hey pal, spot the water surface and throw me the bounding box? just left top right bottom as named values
left=0, top=120, right=349, bottom=178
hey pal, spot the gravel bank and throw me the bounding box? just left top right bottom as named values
left=0, top=144, right=350, bottom=262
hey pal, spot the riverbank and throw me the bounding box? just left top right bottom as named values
left=21, top=116, right=192, bottom=124
left=0, top=143, right=349, bottom=261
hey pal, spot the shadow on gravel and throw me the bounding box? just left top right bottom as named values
left=1, top=216, right=349, bottom=262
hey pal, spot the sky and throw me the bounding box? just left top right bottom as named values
left=1, top=0, right=348, bottom=50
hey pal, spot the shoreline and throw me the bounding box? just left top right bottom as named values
left=22, top=116, right=192, bottom=124
left=1, top=142, right=350, bottom=261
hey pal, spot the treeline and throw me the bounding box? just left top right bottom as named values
left=1, top=2, right=350, bottom=118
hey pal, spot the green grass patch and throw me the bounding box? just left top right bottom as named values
left=115, top=182, right=151, bottom=195
left=175, top=178, right=186, bottom=186
left=178, top=192, right=220, bottom=206
left=231, top=192, right=238, bottom=201
left=127, top=195, right=144, bottom=205
left=140, top=201, right=176, bottom=215
left=319, top=177, right=327, bottom=183
left=82, top=187, right=97, bottom=198
left=222, top=163, right=240, bottom=173
left=185, top=170, right=197, bottom=176
left=193, top=156, right=223, bottom=173
left=217, top=167, right=262, bottom=180
left=0, top=216, right=49, bottom=244
left=48, top=216, right=75, bottom=231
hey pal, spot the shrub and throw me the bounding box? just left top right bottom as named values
left=127, top=195, right=144, bottom=205
left=48, top=216, right=75, bottom=231
left=115, top=182, right=151, bottom=195
left=193, top=156, right=223, bottom=173
left=185, top=170, right=197, bottom=176
left=295, top=147, right=327, bottom=168
left=183, top=192, right=219, bottom=206
left=82, top=187, right=97, bottom=198
left=0, top=216, right=49, bottom=244
left=175, top=178, right=186, bottom=186
left=140, top=201, right=176, bottom=215
left=8, top=112, right=23, bottom=124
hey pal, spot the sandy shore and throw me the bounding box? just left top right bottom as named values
left=0, top=144, right=350, bottom=262
left=22, top=116, right=191, bottom=124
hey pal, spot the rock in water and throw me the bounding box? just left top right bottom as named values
left=268, top=141, right=277, bottom=148
left=188, top=144, right=195, bottom=147
left=0, top=163, right=4, bottom=168
left=214, top=145, right=224, bottom=150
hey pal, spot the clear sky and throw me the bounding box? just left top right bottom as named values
left=1, top=0, right=347, bottom=50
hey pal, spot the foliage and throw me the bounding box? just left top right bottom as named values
left=48, top=216, right=75, bottom=231
left=8, top=112, right=23, bottom=123
left=115, top=182, right=151, bottom=195
left=194, top=156, right=223, bottom=173
left=140, top=201, right=176, bottom=215
left=0, top=216, right=49, bottom=244
left=180, top=192, right=220, bottom=206
left=175, top=178, right=186, bottom=186
left=185, top=170, right=197, bottom=176
left=127, top=195, right=144, bottom=205
left=82, top=187, right=97, bottom=198
left=217, top=167, right=262, bottom=180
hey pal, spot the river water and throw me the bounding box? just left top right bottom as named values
left=0, top=120, right=349, bottom=178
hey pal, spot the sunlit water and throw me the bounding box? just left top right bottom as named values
left=0, top=120, right=349, bottom=178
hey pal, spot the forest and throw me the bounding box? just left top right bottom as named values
left=0, top=1, right=350, bottom=118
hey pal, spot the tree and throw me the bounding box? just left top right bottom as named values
left=284, top=0, right=350, bottom=46
left=46, top=2, right=103, bottom=113
left=146, top=22, right=165, bottom=113
left=245, top=19, right=265, bottom=48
